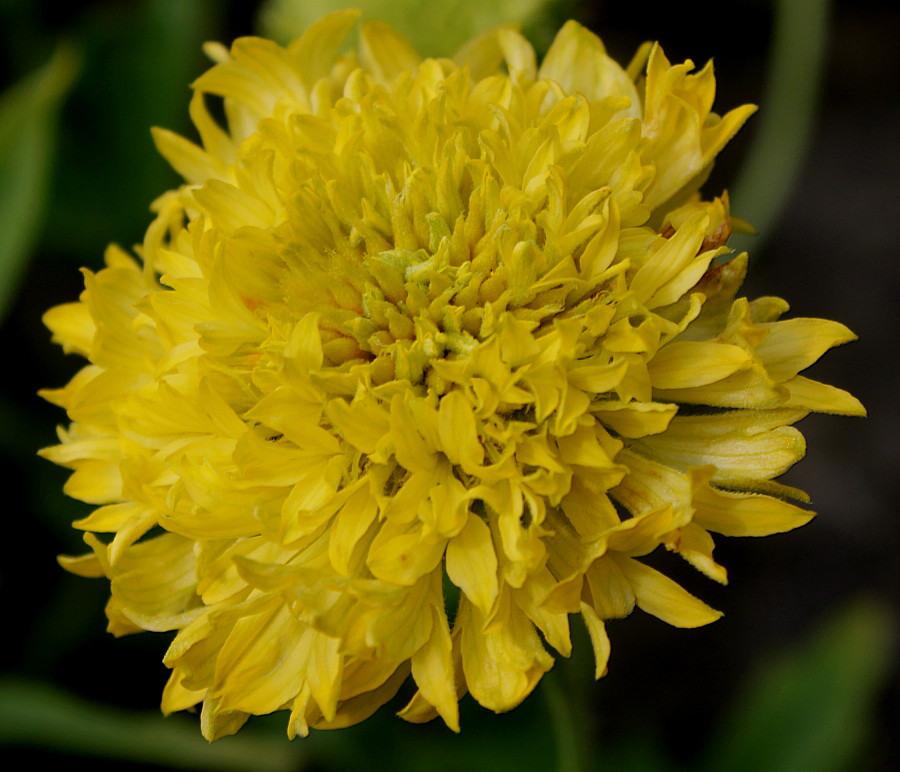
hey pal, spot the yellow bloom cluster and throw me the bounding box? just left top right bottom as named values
left=41, top=10, right=863, bottom=739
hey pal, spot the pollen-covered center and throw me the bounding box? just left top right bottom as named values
left=234, top=63, right=620, bottom=388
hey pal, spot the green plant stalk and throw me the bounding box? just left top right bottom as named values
left=542, top=662, right=589, bottom=772
left=0, top=678, right=295, bottom=771
left=0, top=42, right=79, bottom=321
left=730, top=0, right=832, bottom=254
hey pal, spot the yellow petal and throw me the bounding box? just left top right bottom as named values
left=214, top=605, right=310, bottom=718
left=584, top=555, right=636, bottom=619
left=632, top=409, right=808, bottom=484
left=693, top=483, right=814, bottom=537
left=612, top=448, right=703, bottom=517
left=666, top=522, right=728, bottom=584
left=782, top=375, right=866, bottom=416
left=390, top=394, right=437, bottom=474
left=306, top=632, right=343, bottom=723
left=410, top=605, right=459, bottom=731
left=446, top=513, right=499, bottom=616
left=193, top=36, right=304, bottom=117
left=630, top=212, right=708, bottom=308
left=648, top=341, right=752, bottom=389
left=328, top=485, right=379, bottom=575
left=539, top=21, right=640, bottom=118
left=438, top=389, right=484, bottom=468
left=459, top=594, right=552, bottom=712
left=495, top=28, right=536, bottom=81
left=567, top=358, right=628, bottom=393
left=557, top=422, right=617, bottom=468
left=43, top=302, right=95, bottom=357
left=326, top=395, right=390, bottom=455
left=311, top=665, right=409, bottom=732
left=151, top=127, right=228, bottom=185
left=606, top=505, right=682, bottom=556
left=756, top=318, right=857, bottom=381
left=614, top=555, right=722, bottom=628
left=161, top=667, right=205, bottom=714
left=62, top=460, right=122, bottom=504
left=592, top=400, right=678, bottom=438
left=367, top=520, right=446, bottom=586
left=107, top=532, right=199, bottom=632
left=187, top=88, right=233, bottom=164
left=287, top=9, right=362, bottom=89
left=57, top=550, right=104, bottom=578
left=366, top=574, right=436, bottom=662
left=192, top=179, right=275, bottom=232
left=200, top=697, right=249, bottom=741
left=454, top=25, right=518, bottom=80
left=359, top=20, right=421, bottom=84
left=579, top=602, right=611, bottom=678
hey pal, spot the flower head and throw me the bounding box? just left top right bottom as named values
left=41, top=10, right=864, bottom=739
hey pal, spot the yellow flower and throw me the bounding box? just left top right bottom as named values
left=41, top=10, right=864, bottom=740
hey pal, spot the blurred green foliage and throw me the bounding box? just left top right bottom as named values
left=729, top=0, right=833, bottom=255
left=0, top=42, right=77, bottom=321
left=0, top=677, right=296, bottom=771
left=259, top=0, right=571, bottom=57
left=2, top=598, right=892, bottom=770
left=701, top=600, right=895, bottom=772
left=45, top=0, right=217, bottom=261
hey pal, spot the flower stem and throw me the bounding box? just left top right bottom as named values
left=542, top=663, right=590, bottom=772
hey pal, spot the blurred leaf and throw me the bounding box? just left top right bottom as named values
left=594, top=737, right=682, bottom=772
left=258, top=0, right=560, bottom=57
left=542, top=666, right=588, bottom=772
left=0, top=673, right=558, bottom=772
left=0, top=42, right=78, bottom=320
left=701, top=598, right=895, bottom=772
left=0, top=677, right=294, bottom=771
left=46, top=0, right=217, bottom=261
left=729, top=0, right=832, bottom=254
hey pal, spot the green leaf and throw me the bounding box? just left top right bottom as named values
left=258, top=0, right=560, bottom=58
left=0, top=674, right=561, bottom=772
left=45, top=0, right=217, bottom=262
left=729, top=0, right=832, bottom=254
left=701, top=598, right=895, bottom=772
left=0, top=42, right=78, bottom=320
left=0, top=677, right=295, bottom=771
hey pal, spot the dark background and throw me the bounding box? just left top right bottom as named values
left=1, top=0, right=897, bottom=769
